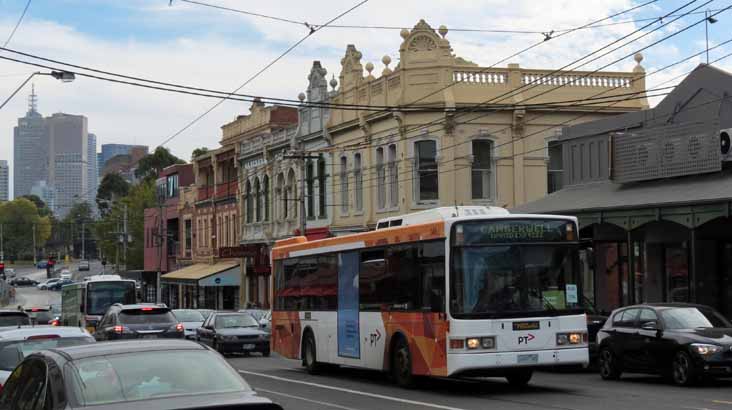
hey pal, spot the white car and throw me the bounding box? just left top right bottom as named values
left=78, top=260, right=90, bottom=271
left=37, top=278, right=60, bottom=290
left=60, top=271, right=72, bottom=280
left=0, top=326, right=95, bottom=387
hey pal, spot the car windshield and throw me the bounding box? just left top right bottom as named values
left=87, top=282, right=137, bottom=315
left=119, top=309, right=176, bottom=325
left=660, top=307, right=731, bottom=329
left=172, top=310, right=204, bottom=322
left=0, top=337, right=94, bottom=371
left=451, top=240, right=581, bottom=318
left=241, top=310, right=267, bottom=321
left=198, top=310, right=213, bottom=320
left=0, top=313, right=31, bottom=327
left=67, top=350, right=250, bottom=405
left=215, top=314, right=258, bottom=329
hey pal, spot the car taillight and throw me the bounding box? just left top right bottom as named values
left=27, top=335, right=60, bottom=340
left=176, top=323, right=184, bottom=332
left=141, top=307, right=154, bottom=311
left=114, top=325, right=124, bottom=334
left=50, top=319, right=60, bottom=326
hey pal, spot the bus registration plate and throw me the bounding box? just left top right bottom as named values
left=517, top=354, right=538, bottom=365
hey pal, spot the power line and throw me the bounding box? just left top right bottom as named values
left=156, top=0, right=369, bottom=149
left=320, top=0, right=716, bottom=154
left=3, top=0, right=31, bottom=48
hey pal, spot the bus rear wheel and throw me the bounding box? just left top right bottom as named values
left=505, top=369, right=533, bottom=387
left=303, top=333, right=320, bottom=374
left=392, top=338, right=415, bottom=388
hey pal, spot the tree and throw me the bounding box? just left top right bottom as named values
left=62, top=202, right=96, bottom=259
left=95, top=179, right=156, bottom=270
left=191, top=147, right=209, bottom=160
left=21, top=195, right=52, bottom=217
left=135, top=147, right=185, bottom=182
left=96, top=174, right=130, bottom=216
left=0, top=198, right=48, bottom=261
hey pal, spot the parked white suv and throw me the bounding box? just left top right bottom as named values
left=37, top=278, right=60, bottom=290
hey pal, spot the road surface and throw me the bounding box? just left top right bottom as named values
left=3, top=260, right=103, bottom=309
left=225, top=355, right=732, bottom=410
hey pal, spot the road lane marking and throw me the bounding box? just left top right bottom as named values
left=238, top=370, right=469, bottom=410
left=257, top=388, right=361, bottom=410
left=712, top=400, right=732, bottom=405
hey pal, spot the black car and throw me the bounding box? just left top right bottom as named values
left=0, top=310, right=31, bottom=327
left=0, top=339, right=283, bottom=409
left=93, top=304, right=185, bottom=341
left=598, top=303, right=732, bottom=386
left=9, top=277, right=38, bottom=287
left=197, top=312, right=270, bottom=356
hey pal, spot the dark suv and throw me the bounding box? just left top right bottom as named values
left=93, top=304, right=184, bottom=341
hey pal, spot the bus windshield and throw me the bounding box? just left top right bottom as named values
left=450, top=220, right=582, bottom=319
left=87, top=282, right=136, bottom=315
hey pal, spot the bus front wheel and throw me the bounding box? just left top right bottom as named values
left=303, top=333, right=320, bottom=374
left=392, top=337, right=415, bottom=388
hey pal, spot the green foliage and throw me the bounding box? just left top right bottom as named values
left=96, top=174, right=130, bottom=216
left=95, top=179, right=156, bottom=270
left=134, top=147, right=185, bottom=182
left=191, top=147, right=209, bottom=160
left=20, top=195, right=52, bottom=217
left=0, top=198, right=47, bottom=261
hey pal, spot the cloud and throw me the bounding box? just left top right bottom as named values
left=0, top=0, right=724, bottom=198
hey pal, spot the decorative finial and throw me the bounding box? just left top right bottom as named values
left=365, top=62, right=374, bottom=75
left=298, top=92, right=306, bottom=102
left=400, top=28, right=409, bottom=39
left=330, top=74, right=338, bottom=90
left=634, top=52, right=644, bottom=64
left=381, top=55, right=393, bottom=76
left=438, top=25, right=448, bottom=38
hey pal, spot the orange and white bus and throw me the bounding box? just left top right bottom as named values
left=271, top=206, right=588, bottom=387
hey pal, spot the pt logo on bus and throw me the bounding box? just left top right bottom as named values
left=518, top=334, right=535, bottom=345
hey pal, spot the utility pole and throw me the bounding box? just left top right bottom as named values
left=32, top=224, right=37, bottom=265
left=81, top=220, right=85, bottom=260
left=156, top=195, right=163, bottom=304
left=122, top=203, right=128, bottom=272
left=0, top=223, right=4, bottom=262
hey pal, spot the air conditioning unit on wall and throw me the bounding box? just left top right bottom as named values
left=721, top=129, right=732, bottom=161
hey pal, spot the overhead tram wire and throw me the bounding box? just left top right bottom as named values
left=323, top=40, right=732, bottom=197
left=317, top=0, right=718, bottom=154
left=3, top=0, right=31, bottom=47
left=0, top=1, right=658, bottom=115
left=156, top=0, right=369, bottom=149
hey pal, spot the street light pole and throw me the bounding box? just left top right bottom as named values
left=81, top=220, right=85, bottom=260
left=0, top=71, right=75, bottom=111
left=32, top=224, right=37, bottom=266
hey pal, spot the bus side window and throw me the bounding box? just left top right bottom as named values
left=387, top=246, right=417, bottom=310
left=78, top=288, right=85, bottom=313
left=420, top=241, right=446, bottom=313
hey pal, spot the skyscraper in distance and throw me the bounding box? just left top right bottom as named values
left=0, top=160, right=9, bottom=202
left=13, top=86, right=47, bottom=198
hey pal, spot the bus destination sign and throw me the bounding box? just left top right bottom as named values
left=456, top=219, right=575, bottom=244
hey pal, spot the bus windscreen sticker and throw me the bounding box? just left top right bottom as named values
left=338, top=252, right=360, bottom=359
left=565, top=284, right=578, bottom=304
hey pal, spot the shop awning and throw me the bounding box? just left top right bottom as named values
left=161, top=261, right=239, bottom=283
left=198, top=265, right=241, bottom=287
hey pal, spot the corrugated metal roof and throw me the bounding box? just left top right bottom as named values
left=161, top=261, right=239, bottom=281
left=512, top=170, right=732, bottom=214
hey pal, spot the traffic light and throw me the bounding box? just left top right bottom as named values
left=0, top=263, right=4, bottom=280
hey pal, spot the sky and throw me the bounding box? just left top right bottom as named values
left=1, top=0, right=730, bottom=198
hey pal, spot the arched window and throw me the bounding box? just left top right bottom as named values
left=388, top=144, right=398, bottom=208
left=287, top=169, right=297, bottom=220
left=277, top=173, right=285, bottom=219
left=354, top=153, right=363, bottom=212
left=318, top=157, right=327, bottom=218
left=547, top=140, right=563, bottom=193
left=376, top=147, right=386, bottom=209
left=306, top=161, right=314, bottom=218
left=340, top=156, right=348, bottom=214
left=254, top=178, right=262, bottom=222
left=471, top=139, right=494, bottom=200
left=415, top=140, right=438, bottom=201
left=245, top=180, right=253, bottom=223
left=263, top=175, right=270, bottom=221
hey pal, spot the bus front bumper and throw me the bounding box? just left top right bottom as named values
left=447, top=347, right=589, bottom=377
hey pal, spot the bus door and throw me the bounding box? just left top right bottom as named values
left=337, top=252, right=361, bottom=364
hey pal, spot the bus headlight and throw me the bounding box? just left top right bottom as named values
left=466, top=338, right=480, bottom=349
left=556, top=332, right=585, bottom=346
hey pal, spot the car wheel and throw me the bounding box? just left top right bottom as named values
left=672, top=351, right=698, bottom=386
left=302, top=332, right=320, bottom=374
left=505, top=369, right=533, bottom=387
left=599, top=347, right=622, bottom=380
left=391, top=337, right=415, bottom=388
